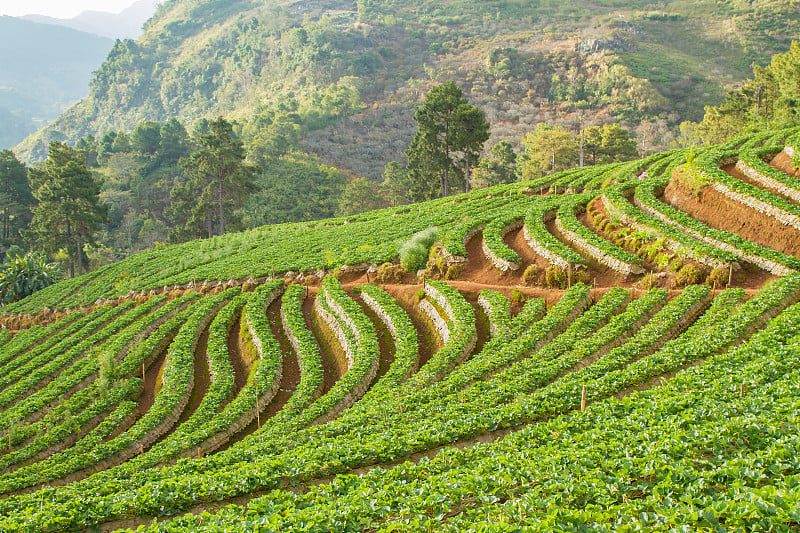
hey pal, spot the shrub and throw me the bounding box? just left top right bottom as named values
left=522, top=264, right=540, bottom=285
left=667, top=258, right=683, bottom=272
left=444, top=264, right=462, bottom=280
left=637, top=273, right=655, bottom=290
left=672, top=264, right=703, bottom=288
left=399, top=227, right=440, bottom=271
left=706, top=266, right=729, bottom=287
left=545, top=265, right=567, bottom=288
left=0, top=252, right=63, bottom=305
left=510, top=288, right=526, bottom=303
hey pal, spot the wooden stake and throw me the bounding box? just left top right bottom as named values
left=728, top=264, right=733, bottom=288
left=366, top=271, right=370, bottom=284
left=568, top=265, right=572, bottom=288
left=197, top=447, right=202, bottom=460
left=740, top=382, right=745, bottom=398
left=580, top=385, right=587, bottom=412
left=7, top=433, right=10, bottom=450
left=254, top=388, right=261, bottom=431
left=139, top=444, right=144, bottom=455
left=142, top=363, right=146, bottom=383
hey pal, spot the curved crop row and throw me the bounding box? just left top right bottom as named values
left=407, top=281, right=477, bottom=387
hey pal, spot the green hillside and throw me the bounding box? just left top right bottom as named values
left=13, top=0, right=800, bottom=178
left=0, top=128, right=798, bottom=530
left=0, top=16, right=113, bottom=148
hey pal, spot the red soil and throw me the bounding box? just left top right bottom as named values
left=664, top=174, right=800, bottom=258
left=770, top=151, right=800, bottom=178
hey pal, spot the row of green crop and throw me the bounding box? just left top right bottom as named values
left=357, top=284, right=419, bottom=390
left=634, top=178, right=800, bottom=273
left=40, top=283, right=712, bottom=530
left=0, top=294, right=193, bottom=471
left=0, top=292, right=231, bottom=493
left=602, top=185, right=738, bottom=266
left=143, top=278, right=800, bottom=533
left=481, top=204, right=531, bottom=269
left=0, top=280, right=710, bottom=529
left=556, top=193, right=644, bottom=273
left=0, top=303, right=135, bottom=425
left=476, top=290, right=512, bottom=337
left=524, top=200, right=586, bottom=269
left=737, top=147, right=800, bottom=200
left=689, top=148, right=800, bottom=226
left=301, top=277, right=380, bottom=424
left=0, top=308, right=103, bottom=387
left=406, top=281, right=477, bottom=388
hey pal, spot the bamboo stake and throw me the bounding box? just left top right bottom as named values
left=581, top=385, right=587, bottom=412
left=254, top=387, right=261, bottom=431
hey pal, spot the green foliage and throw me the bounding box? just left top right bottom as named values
left=0, top=251, right=62, bottom=304
left=0, top=149, right=33, bottom=250
left=400, top=227, right=439, bottom=271
left=27, top=142, right=109, bottom=278
left=518, top=124, right=578, bottom=181
left=406, top=81, right=490, bottom=198
left=699, top=40, right=800, bottom=143
left=172, top=117, right=260, bottom=241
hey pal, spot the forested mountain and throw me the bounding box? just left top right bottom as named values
left=0, top=17, right=113, bottom=149
left=14, top=0, right=800, bottom=178
left=21, top=0, right=158, bottom=40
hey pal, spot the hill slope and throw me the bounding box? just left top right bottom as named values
left=13, top=0, right=800, bottom=177
left=0, top=129, right=799, bottom=530
left=0, top=16, right=113, bottom=148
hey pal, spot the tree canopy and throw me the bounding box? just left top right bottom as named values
left=27, top=142, right=108, bottom=277
left=405, top=81, right=490, bottom=199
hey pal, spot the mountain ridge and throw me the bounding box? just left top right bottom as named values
left=20, top=0, right=158, bottom=39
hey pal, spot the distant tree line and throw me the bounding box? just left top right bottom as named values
left=0, top=82, right=667, bottom=284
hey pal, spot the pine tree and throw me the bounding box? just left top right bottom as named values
left=0, top=150, right=33, bottom=248
left=406, top=82, right=490, bottom=199
left=27, top=142, right=108, bottom=278
left=178, top=117, right=259, bottom=238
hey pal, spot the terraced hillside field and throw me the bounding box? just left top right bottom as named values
left=1, top=128, right=800, bottom=531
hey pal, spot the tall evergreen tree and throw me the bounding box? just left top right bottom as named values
left=0, top=150, right=33, bottom=249
left=177, top=117, right=259, bottom=239
left=406, top=82, right=490, bottom=199
left=27, top=142, right=108, bottom=278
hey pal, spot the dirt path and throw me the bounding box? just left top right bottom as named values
left=175, top=327, right=211, bottom=427
left=227, top=314, right=247, bottom=395
left=137, top=337, right=173, bottom=418
left=384, top=286, right=440, bottom=370
left=459, top=231, right=515, bottom=286
left=219, top=299, right=302, bottom=450
left=354, top=295, right=395, bottom=382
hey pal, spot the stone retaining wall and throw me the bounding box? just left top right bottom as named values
left=735, top=159, right=800, bottom=203
left=711, top=181, right=800, bottom=231
left=600, top=195, right=728, bottom=270
left=481, top=219, right=523, bottom=272
left=521, top=210, right=579, bottom=270
left=554, top=216, right=644, bottom=276
left=360, top=291, right=419, bottom=376
left=443, top=224, right=486, bottom=264
left=633, top=196, right=793, bottom=276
